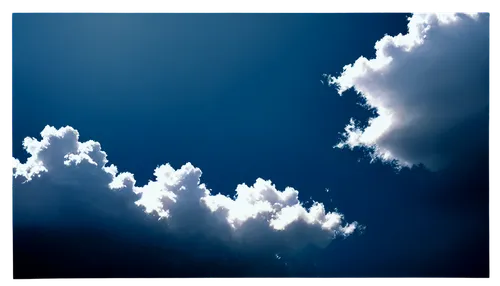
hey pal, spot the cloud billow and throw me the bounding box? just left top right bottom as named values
left=328, top=13, right=489, bottom=170
left=13, top=125, right=357, bottom=277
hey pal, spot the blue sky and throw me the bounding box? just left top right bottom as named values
left=12, top=13, right=489, bottom=277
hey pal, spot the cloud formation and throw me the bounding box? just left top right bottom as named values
left=13, top=126, right=357, bottom=257
left=327, top=13, right=489, bottom=170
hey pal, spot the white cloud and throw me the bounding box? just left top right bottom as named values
left=328, top=13, right=489, bottom=170
left=13, top=125, right=357, bottom=252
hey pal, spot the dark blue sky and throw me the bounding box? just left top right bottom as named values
left=12, top=13, right=488, bottom=277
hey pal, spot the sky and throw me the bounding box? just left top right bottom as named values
left=12, top=13, right=489, bottom=278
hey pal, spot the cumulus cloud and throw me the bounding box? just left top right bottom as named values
left=327, top=13, right=489, bottom=170
left=13, top=125, right=357, bottom=258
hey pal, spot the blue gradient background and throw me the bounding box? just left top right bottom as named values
left=13, top=13, right=489, bottom=277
